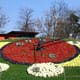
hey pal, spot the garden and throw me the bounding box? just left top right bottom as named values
left=0, top=38, right=80, bottom=80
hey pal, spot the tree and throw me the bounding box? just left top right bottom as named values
left=68, top=13, right=80, bottom=38
left=43, top=0, right=80, bottom=39
left=18, top=8, right=35, bottom=32
left=44, top=10, right=56, bottom=37
left=0, top=7, right=8, bottom=33
left=54, top=18, right=67, bottom=38
left=35, top=18, right=45, bottom=33
left=36, top=0, right=70, bottom=38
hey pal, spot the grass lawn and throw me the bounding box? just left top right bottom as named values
left=0, top=58, right=80, bottom=80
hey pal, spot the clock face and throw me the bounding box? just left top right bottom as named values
left=1, top=38, right=79, bottom=64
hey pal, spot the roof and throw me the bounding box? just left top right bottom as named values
left=8, top=31, right=38, bottom=35
left=0, top=31, right=38, bottom=37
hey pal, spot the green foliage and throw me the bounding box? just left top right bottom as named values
left=68, top=13, right=80, bottom=38
left=69, top=13, right=79, bottom=22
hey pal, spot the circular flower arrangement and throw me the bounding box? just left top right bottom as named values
left=27, top=62, right=64, bottom=78
left=0, top=63, right=10, bottom=72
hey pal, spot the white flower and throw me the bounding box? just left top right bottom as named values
left=67, top=41, right=80, bottom=48
left=27, top=62, right=64, bottom=78
left=67, top=41, right=74, bottom=45
left=0, top=63, right=10, bottom=72
left=74, top=41, right=80, bottom=48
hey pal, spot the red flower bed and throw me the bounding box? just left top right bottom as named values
left=1, top=38, right=79, bottom=64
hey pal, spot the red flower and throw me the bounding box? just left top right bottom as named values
left=1, top=39, right=78, bottom=64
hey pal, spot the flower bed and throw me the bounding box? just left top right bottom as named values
left=0, top=42, right=10, bottom=49
left=0, top=63, right=10, bottom=72
left=27, top=62, right=64, bottom=78
left=60, top=55, right=80, bottom=67
left=1, top=39, right=79, bottom=64
left=67, top=41, right=80, bottom=48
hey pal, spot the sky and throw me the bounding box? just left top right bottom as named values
left=0, top=0, right=80, bottom=33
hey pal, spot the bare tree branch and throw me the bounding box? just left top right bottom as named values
left=18, top=8, right=35, bottom=32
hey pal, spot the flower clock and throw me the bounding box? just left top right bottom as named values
left=1, top=39, right=80, bottom=64
left=27, top=62, right=64, bottom=78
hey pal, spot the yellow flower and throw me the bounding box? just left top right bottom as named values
left=0, top=42, right=10, bottom=48
left=58, top=55, right=80, bottom=67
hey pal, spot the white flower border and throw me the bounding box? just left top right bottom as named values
left=0, top=63, right=10, bottom=72
left=67, top=41, right=80, bottom=48
left=27, top=62, right=64, bottom=78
